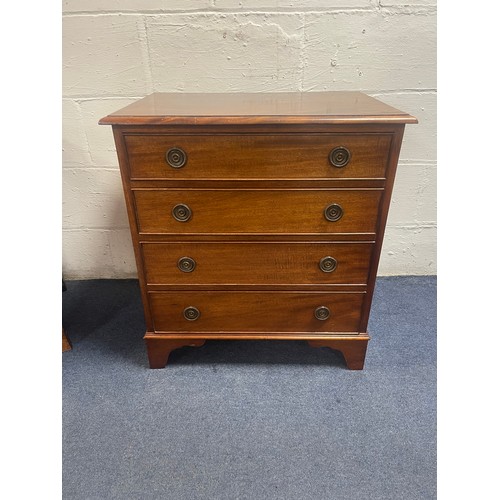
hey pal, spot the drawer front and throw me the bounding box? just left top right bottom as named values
left=134, top=189, right=381, bottom=234
left=125, top=134, right=392, bottom=180
left=149, top=291, right=364, bottom=333
left=142, top=242, right=373, bottom=285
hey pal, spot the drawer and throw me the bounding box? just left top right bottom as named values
left=142, top=242, right=373, bottom=285
left=124, top=134, right=392, bottom=180
left=134, top=189, right=382, bottom=234
left=149, top=291, right=364, bottom=333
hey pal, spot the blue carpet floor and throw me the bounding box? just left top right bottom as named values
left=62, top=276, right=436, bottom=500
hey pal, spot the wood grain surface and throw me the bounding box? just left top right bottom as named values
left=124, top=133, right=392, bottom=180
left=133, top=188, right=382, bottom=234
left=99, top=91, right=417, bottom=125
left=149, top=291, right=364, bottom=333
left=141, top=241, right=373, bottom=286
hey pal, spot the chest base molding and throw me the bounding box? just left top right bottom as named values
left=145, top=333, right=370, bottom=370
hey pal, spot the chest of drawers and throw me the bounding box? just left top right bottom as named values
left=100, top=92, right=416, bottom=370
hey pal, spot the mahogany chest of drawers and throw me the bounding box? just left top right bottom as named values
left=100, top=92, right=416, bottom=369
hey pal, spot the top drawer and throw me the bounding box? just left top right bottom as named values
left=124, top=134, right=392, bottom=180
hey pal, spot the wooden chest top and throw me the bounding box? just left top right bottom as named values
left=99, top=91, right=417, bottom=126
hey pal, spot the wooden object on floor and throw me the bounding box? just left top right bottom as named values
left=62, top=328, right=72, bottom=352
left=100, top=91, right=416, bottom=370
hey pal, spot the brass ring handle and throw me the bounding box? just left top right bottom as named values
left=178, top=257, right=196, bottom=273
left=172, top=204, right=192, bottom=222
left=319, top=256, right=337, bottom=273
left=183, top=306, right=200, bottom=321
left=329, top=146, right=351, bottom=168
left=314, top=306, right=330, bottom=321
left=166, top=147, right=187, bottom=168
left=324, top=203, right=343, bottom=222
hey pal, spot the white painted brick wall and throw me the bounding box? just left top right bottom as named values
left=62, top=0, right=436, bottom=278
left=147, top=13, right=304, bottom=92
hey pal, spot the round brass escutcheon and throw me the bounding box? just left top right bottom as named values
left=324, top=203, right=343, bottom=222
left=329, top=146, right=351, bottom=168
left=319, top=256, right=338, bottom=273
left=314, top=306, right=331, bottom=321
left=166, top=147, right=187, bottom=168
left=178, top=257, right=196, bottom=273
left=183, top=306, right=200, bottom=321
left=172, top=204, right=192, bottom=222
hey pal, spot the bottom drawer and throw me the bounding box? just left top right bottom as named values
left=149, top=291, right=364, bottom=334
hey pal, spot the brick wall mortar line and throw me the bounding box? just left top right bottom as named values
left=62, top=6, right=435, bottom=17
